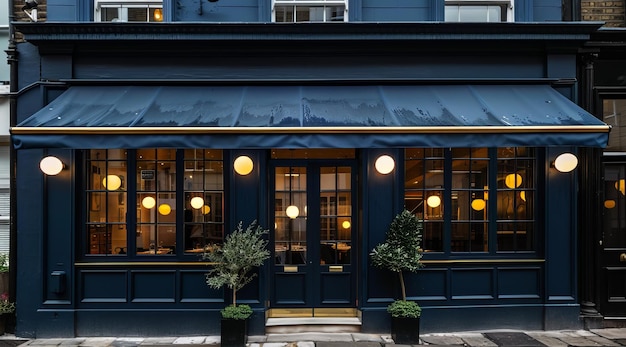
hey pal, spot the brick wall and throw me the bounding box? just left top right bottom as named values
left=12, top=0, right=47, bottom=41
left=582, top=0, right=625, bottom=27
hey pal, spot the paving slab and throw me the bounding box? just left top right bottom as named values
left=266, top=334, right=353, bottom=343
left=171, top=337, right=206, bottom=345
left=458, top=334, right=497, bottom=347
left=295, top=342, right=315, bottom=347
left=586, top=335, right=622, bottom=346
left=555, top=336, right=606, bottom=347
left=79, top=338, right=117, bottom=347
left=58, top=339, right=86, bottom=346
left=29, top=340, right=65, bottom=346
left=525, top=333, right=569, bottom=347
left=140, top=338, right=177, bottom=345
left=591, top=328, right=626, bottom=340
left=483, top=332, right=546, bottom=346
left=420, top=335, right=466, bottom=346
left=352, top=334, right=383, bottom=343
left=316, top=342, right=381, bottom=347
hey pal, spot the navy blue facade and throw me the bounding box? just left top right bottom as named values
left=9, top=0, right=608, bottom=339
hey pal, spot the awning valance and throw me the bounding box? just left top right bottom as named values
left=11, top=85, right=610, bottom=149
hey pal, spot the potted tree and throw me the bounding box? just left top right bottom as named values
left=370, top=209, right=424, bottom=344
left=202, top=220, right=270, bottom=347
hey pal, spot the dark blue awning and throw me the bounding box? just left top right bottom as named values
left=11, top=85, right=610, bottom=149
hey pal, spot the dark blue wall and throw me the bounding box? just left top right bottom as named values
left=46, top=0, right=563, bottom=22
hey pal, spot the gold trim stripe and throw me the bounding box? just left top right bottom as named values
left=10, top=125, right=610, bottom=135
left=75, top=262, right=216, bottom=266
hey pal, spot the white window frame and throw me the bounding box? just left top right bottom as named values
left=444, top=0, right=514, bottom=22
left=272, top=0, right=348, bottom=22
left=95, top=0, right=163, bottom=22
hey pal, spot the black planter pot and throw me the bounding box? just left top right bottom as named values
left=391, top=316, right=420, bottom=345
left=220, top=318, right=248, bottom=347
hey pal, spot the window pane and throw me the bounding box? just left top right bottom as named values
left=86, top=150, right=128, bottom=255
left=184, top=149, right=224, bottom=253
left=459, top=6, right=489, bottom=22
left=101, top=7, right=120, bottom=22
left=127, top=7, right=148, bottom=22
left=604, top=99, right=626, bottom=151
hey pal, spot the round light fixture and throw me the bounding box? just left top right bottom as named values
left=39, top=156, right=64, bottom=176
left=616, top=179, right=626, bottom=196
left=158, top=204, right=172, bottom=215
left=202, top=205, right=211, bottom=215
left=553, top=153, right=578, bottom=173
left=426, top=195, right=441, bottom=208
left=234, top=156, right=254, bottom=175
left=471, top=198, right=486, bottom=211
left=375, top=155, right=395, bottom=175
left=102, top=175, right=122, bottom=191
left=520, top=191, right=526, bottom=202
left=342, top=220, right=351, bottom=229
left=141, top=196, right=156, bottom=209
left=190, top=196, right=204, bottom=209
left=286, top=205, right=300, bottom=219
left=505, top=173, right=522, bottom=189
left=605, top=200, right=616, bottom=209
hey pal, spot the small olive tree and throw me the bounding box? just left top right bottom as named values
left=370, top=209, right=423, bottom=308
left=203, top=220, right=270, bottom=313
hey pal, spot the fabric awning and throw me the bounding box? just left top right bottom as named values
left=11, top=85, right=610, bottom=149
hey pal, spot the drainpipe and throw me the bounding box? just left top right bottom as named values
left=6, top=0, right=18, bottom=322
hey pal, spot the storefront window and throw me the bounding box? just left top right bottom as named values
left=404, top=147, right=535, bottom=254
left=85, top=149, right=224, bottom=257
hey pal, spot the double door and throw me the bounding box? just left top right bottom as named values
left=270, top=162, right=356, bottom=311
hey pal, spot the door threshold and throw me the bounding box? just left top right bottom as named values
left=267, top=308, right=359, bottom=318
left=266, top=317, right=362, bottom=334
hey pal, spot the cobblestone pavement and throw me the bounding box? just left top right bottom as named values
left=4, top=328, right=626, bottom=346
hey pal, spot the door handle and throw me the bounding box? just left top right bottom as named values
left=620, top=253, right=626, bottom=262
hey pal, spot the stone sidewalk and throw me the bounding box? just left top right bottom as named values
left=5, top=328, right=626, bottom=346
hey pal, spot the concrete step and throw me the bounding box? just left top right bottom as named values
left=265, top=317, right=362, bottom=334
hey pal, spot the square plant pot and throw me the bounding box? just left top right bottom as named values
left=221, top=318, right=247, bottom=347
left=391, top=316, right=420, bottom=345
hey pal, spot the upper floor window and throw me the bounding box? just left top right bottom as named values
left=272, top=0, right=348, bottom=22
left=445, top=0, right=513, bottom=22
left=95, top=0, right=163, bottom=22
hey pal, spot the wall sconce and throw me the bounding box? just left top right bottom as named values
left=22, top=0, right=38, bottom=22
left=40, top=156, right=65, bottom=176
left=202, top=205, right=211, bottom=215
left=142, top=196, right=156, bottom=209
left=102, top=175, right=122, bottom=191
left=158, top=203, right=172, bottom=215
left=190, top=196, right=204, bottom=209
left=234, top=155, right=254, bottom=175
left=471, top=198, right=486, bottom=211
left=616, top=179, right=626, bottom=195
left=553, top=153, right=578, bottom=173
left=153, top=8, right=163, bottom=21
left=286, top=205, right=299, bottom=219
left=375, top=155, right=395, bottom=175
left=505, top=173, right=522, bottom=189
left=342, top=220, right=351, bottom=229
left=426, top=195, right=441, bottom=208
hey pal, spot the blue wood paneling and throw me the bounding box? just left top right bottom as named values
left=414, top=269, right=447, bottom=301
left=274, top=273, right=307, bottom=304
left=498, top=267, right=541, bottom=299
left=175, top=0, right=260, bottom=21
left=180, top=271, right=223, bottom=303
left=81, top=271, right=127, bottom=302
left=451, top=268, right=494, bottom=299
left=131, top=271, right=177, bottom=302
left=320, top=272, right=352, bottom=304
